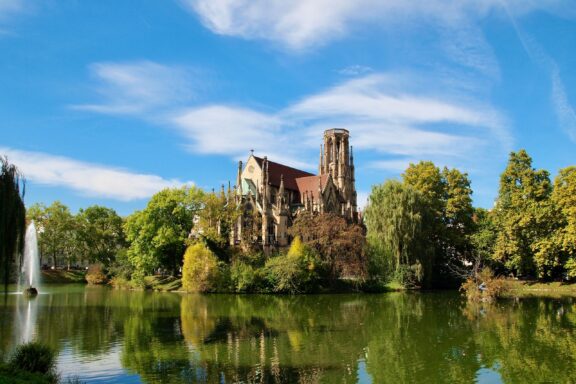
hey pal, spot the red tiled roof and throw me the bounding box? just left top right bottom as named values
left=295, top=174, right=328, bottom=200
left=253, top=156, right=314, bottom=191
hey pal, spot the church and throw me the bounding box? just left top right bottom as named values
left=232, top=128, right=358, bottom=250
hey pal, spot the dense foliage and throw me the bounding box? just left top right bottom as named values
left=365, top=151, right=576, bottom=289
left=0, top=157, right=26, bottom=290
left=27, top=202, right=126, bottom=270
left=6, top=148, right=574, bottom=293
left=182, top=242, right=227, bottom=292
left=124, top=186, right=204, bottom=283
left=365, top=162, right=475, bottom=287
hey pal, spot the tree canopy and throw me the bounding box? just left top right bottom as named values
left=124, top=186, right=204, bottom=282
left=0, top=157, right=26, bottom=290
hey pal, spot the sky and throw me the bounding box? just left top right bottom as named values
left=1, top=0, right=575, bottom=216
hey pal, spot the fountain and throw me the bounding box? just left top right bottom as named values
left=22, top=221, right=40, bottom=296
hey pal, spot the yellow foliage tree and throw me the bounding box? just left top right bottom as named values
left=182, top=243, right=222, bottom=292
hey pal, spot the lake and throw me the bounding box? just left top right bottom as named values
left=1, top=285, right=574, bottom=383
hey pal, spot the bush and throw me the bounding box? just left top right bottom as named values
left=182, top=243, right=229, bottom=292
left=461, top=267, right=510, bottom=302
left=262, top=237, right=320, bottom=293
left=230, top=261, right=264, bottom=292
left=85, top=264, right=107, bottom=285
left=8, top=342, right=56, bottom=377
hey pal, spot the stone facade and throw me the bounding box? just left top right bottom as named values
left=232, top=128, right=357, bottom=250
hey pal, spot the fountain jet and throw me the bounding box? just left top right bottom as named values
left=22, top=222, right=40, bottom=296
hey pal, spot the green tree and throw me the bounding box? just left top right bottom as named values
left=28, top=201, right=77, bottom=269
left=493, top=150, right=553, bottom=276
left=551, top=166, right=576, bottom=277
left=402, top=161, right=475, bottom=286
left=124, top=186, right=204, bottom=282
left=0, top=157, right=26, bottom=290
left=76, top=205, right=125, bottom=266
left=364, top=180, right=426, bottom=282
left=469, top=208, right=497, bottom=269
left=443, top=167, right=475, bottom=260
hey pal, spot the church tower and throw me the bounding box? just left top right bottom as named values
left=319, top=129, right=357, bottom=220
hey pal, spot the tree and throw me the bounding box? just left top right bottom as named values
left=196, top=187, right=240, bottom=259
left=551, top=166, right=576, bottom=277
left=124, top=186, right=204, bottom=282
left=289, top=212, right=366, bottom=281
left=182, top=242, right=225, bottom=292
left=493, top=150, right=553, bottom=277
left=364, top=180, right=426, bottom=282
left=469, top=208, right=497, bottom=270
left=0, top=157, right=26, bottom=290
left=402, top=161, right=475, bottom=286
left=76, top=205, right=125, bottom=266
left=26, top=201, right=77, bottom=269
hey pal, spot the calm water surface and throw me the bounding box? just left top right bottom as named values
left=1, top=285, right=575, bottom=383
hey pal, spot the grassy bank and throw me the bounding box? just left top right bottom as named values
left=110, top=275, right=182, bottom=291
left=41, top=270, right=86, bottom=284
left=505, top=280, right=576, bottom=298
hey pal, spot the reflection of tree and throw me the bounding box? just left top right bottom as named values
left=365, top=293, right=480, bottom=384
left=4, top=287, right=576, bottom=383
left=467, top=298, right=576, bottom=383
left=179, top=294, right=369, bottom=383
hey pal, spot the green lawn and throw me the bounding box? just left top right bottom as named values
left=41, top=270, right=87, bottom=284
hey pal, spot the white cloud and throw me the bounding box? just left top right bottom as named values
left=72, top=61, right=195, bottom=115
left=168, top=72, right=509, bottom=172
left=551, top=67, right=576, bottom=142
left=172, top=105, right=311, bottom=169
left=0, top=147, right=193, bottom=201
left=286, top=74, right=509, bottom=156
left=182, top=0, right=575, bottom=51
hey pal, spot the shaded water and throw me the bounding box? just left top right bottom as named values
left=1, top=286, right=575, bottom=383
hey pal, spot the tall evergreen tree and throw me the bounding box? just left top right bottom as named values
left=493, top=150, right=553, bottom=276
left=551, top=166, right=576, bottom=277
left=0, top=157, right=26, bottom=290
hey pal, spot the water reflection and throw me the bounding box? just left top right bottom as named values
left=1, top=287, right=575, bottom=383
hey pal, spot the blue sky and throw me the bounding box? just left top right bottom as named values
left=1, top=0, right=575, bottom=215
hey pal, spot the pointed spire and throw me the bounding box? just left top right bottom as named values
left=319, top=144, right=323, bottom=175
left=350, top=145, right=354, bottom=165
left=237, top=161, right=243, bottom=196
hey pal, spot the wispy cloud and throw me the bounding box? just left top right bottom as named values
left=74, top=60, right=511, bottom=174
left=71, top=61, right=196, bottom=115
left=170, top=72, right=509, bottom=171
left=503, top=7, right=576, bottom=142
left=551, top=66, right=576, bottom=142
left=182, top=0, right=575, bottom=51
left=0, top=147, right=193, bottom=201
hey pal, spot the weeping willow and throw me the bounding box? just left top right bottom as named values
left=0, top=156, right=26, bottom=291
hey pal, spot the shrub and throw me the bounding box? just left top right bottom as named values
left=460, top=267, right=510, bottom=302
left=85, top=264, right=107, bottom=285
left=182, top=243, right=228, bottom=292
left=8, top=342, right=56, bottom=376
left=230, top=261, right=264, bottom=292
left=262, top=237, right=320, bottom=293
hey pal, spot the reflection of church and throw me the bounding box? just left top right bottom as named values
left=232, top=129, right=358, bottom=249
